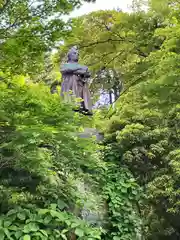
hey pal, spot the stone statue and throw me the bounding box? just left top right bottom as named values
left=60, top=46, right=92, bottom=115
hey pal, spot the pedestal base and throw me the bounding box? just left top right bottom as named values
left=73, top=107, right=93, bottom=116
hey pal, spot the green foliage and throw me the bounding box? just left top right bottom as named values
left=101, top=2, right=180, bottom=237
left=60, top=0, right=180, bottom=238
left=1, top=0, right=180, bottom=239
left=57, top=8, right=164, bottom=96
left=0, top=75, right=103, bottom=238
left=0, top=204, right=101, bottom=239
left=0, top=0, right=95, bottom=75
left=0, top=77, right=98, bottom=178
left=102, top=165, right=142, bottom=240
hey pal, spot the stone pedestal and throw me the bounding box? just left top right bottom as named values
left=78, top=128, right=104, bottom=142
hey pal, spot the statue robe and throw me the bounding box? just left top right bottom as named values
left=60, top=63, right=92, bottom=112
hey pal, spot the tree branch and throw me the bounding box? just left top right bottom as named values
left=78, top=37, right=148, bottom=58
left=79, top=38, right=127, bottom=49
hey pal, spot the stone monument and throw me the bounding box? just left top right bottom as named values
left=60, top=46, right=92, bottom=115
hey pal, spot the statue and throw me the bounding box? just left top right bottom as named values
left=60, top=46, right=92, bottom=115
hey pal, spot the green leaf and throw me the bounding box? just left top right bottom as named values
left=44, top=215, right=52, bottom=224
left=23, top=235, right=31, bottom=240
left=38, top=209, right=49, bottom=215
left=40, top=230, right=48, bottom=237
left=60, top=233, right=67, bottom=240
left=121, top=188, right=127, bottom=193
left=17, top=213, right=26, bottom=220
left=4, top=221, right=12, bottom=228
left=23, top=223, right=39, bottom=233
left=50, top=204, right=57, bottom=210
left=113, top=237, right=121, bottom=240
left=71, top=222, right=80, bottom=228
left=7, top=209, right=18, bottom=216
left=65, top=220, right=71, bottom=226
left=0, top=219, right=3, bottom=227
left=4, top=229, right=13, bottom=240
left=8, top=225, right=18, bottom=231
left=75, top=228, right=84, bottom=237
left=15, top=231, right=23, bottom=239
left=50, top=210, right=65, bottom=221
left=132, top=190, right=137, bottom=195
left=57, top=199, right=67, bottom=210
left=0, top=230, right=5, bottom=240
left=32, top=232, right=46, bottom=238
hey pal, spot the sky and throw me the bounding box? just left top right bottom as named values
left=68, top=0, right=133, bottom=19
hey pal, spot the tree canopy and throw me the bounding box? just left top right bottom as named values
left=0, top=0, right=95, bottom=75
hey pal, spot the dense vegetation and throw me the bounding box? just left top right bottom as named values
left=0, top=0, right=180, bottom=239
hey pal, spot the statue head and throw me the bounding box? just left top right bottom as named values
left=67, top=46, right=79, bottom=63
